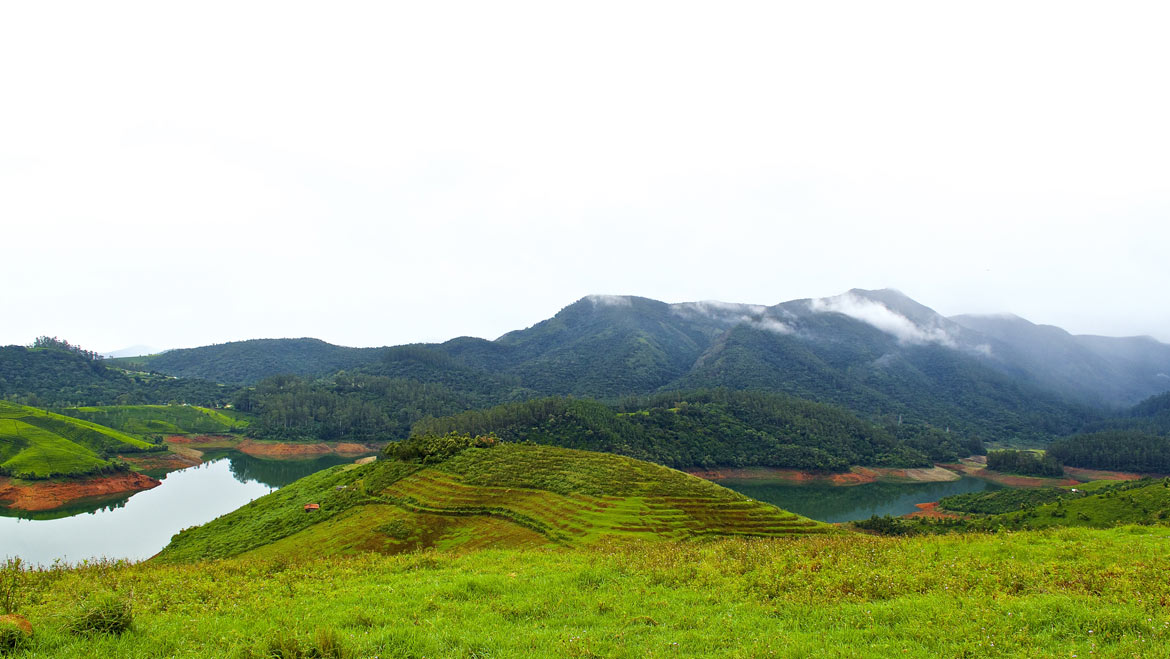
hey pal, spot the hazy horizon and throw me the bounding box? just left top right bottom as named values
left=77, top=288, right=1170, bottom=355
left=3, top=2, right=1167, bottom=351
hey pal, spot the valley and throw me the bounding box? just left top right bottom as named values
left=2, top=290, right=1169, bottom=657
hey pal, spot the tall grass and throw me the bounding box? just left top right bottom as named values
left=8, top=527, right=1170, bottom=657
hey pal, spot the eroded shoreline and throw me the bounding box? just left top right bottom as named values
left=2, top=436, right=382, bottom=512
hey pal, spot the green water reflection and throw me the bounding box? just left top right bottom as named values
left=718, top=476, right=1002, bottom=523
left=0, top=450, right=375, bottom=564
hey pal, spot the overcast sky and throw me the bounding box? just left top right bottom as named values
left=2, top=1, right=1168, bottom=353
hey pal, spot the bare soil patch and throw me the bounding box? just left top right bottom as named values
left=120, top=451, right=200, bottom=471
left=1063, top=466, right=1155, bottom=482
left=686, top=467, right=872, bottom=484
left=0, top=472, right=160, bottom=512
left=942, top=459, right=1079, bottom=487
left=690, top=465, right=961, bottom=486
left=236, top=439, right=380, bottom=459
left=903, top=502, right=961, bottom=520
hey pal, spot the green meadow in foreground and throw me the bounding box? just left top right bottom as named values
left=0, top=401, right=156, bottom=479
left=4, top=526, right=1169, bottom=657
left=158, top=436, right=831, bottom=562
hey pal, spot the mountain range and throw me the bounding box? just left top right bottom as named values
left=117, top=289, right=1168, bottom=404
left=92, top=289, right=1169, bottom=444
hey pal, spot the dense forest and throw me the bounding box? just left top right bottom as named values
left=234, top=373, right=476, bottom=443
left=1047, top=431, right=1170, bottom=473
left=410, top=389, right=984, bottom=471
left=98, top=293, right=1119, bottom=445
left=0, top=343, right=235, bottom=407
left=110, top=338, right=383, bottom=385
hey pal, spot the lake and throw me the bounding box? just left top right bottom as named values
left=717, top=475, right=1002, bottom=523
left=0, top=452, right=363, bottom=565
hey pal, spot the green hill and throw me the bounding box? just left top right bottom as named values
left=112, top=338, right=383, bottom=385
left=987, top=478, right=1170, bottom=529
left=411, top=390, right=983, bottom=471
left=206, top=292, right=1104, bottom=450
left=0, top=343, right=236, bottom=407
left=56, top=405, right=249, bottom=436
left=157, top=435, right=831, bottom=562
left=861, top=477, right=1170, bottom=536
left=0, top=401, right=156, bottom=479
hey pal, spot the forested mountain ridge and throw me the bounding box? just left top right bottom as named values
left=409, top=389, right=984, bottom=471
left=115, top=289, right=1168, bottom=408
left=12, top=290, right=1168, bottom=445
left=109, top=338, right=382, bottom=385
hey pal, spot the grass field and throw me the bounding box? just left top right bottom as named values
left=56, top=405, right=249, bottom=437
left=5, top=526, right=1169, bottom=657
left=0, top=402, right=155, bottom=479
left=157, top=442, right=832, bottom=563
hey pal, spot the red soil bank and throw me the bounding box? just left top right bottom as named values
left=687, top=467, right=879, bottom=485
left=904, top=502, right=960, bottom=520
left=0, top=472, right=160, bottom=512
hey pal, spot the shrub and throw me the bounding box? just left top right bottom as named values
left=0, top=559, right=25, bottom=615
left=853, top=515, right=913, bottom=536
left=383, top=432, right=499, bottom=464
left=0, top=615, right=32, bottom=655
left=68, top=592, right=133, bottom=636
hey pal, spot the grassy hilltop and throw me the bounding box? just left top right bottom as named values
left=0, top=401, right=156, bottom=479
left=158, top=435, right=831, bottom=562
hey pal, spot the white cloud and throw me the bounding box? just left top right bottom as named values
left=809, top=293, right=956, bottom=347
left=749, top=317, right=794, bottom=335
left=587, top=295, right=633, bottom=308
left=670, top=301, right=791, bottom=334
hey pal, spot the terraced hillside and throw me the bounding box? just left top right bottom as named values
left=56, top=404, right=249, bottom=436
left=0, top=401, right=157, bottom=478
left=158, top=437, right=830, bottom=562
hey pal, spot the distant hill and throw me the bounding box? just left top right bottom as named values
left=102, top=344, right=159, bottom=359
left=156, top=435, right=831, bottom=562
left=671, top=293, right=1093, bottom=442
left=951, top=313, right=1170, bottom=407
left=945, top=478, right=1170, bottom=530
left=110, top=338, right=383, bottom=385
left=25, top=289, right=1170, bottom=445
left=0, top=344, right=234, bottom=407
left=0, top=401, right=156, bottom=478
left=410, top=390, right=983, bottom=471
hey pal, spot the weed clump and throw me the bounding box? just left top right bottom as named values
left=1, top=558, right=26, bottom=615
left=67, top=592, right=133, bottom=636
left=0, top=615, right=32, bottom=655
left=249, top=627, right=351, bottom=659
